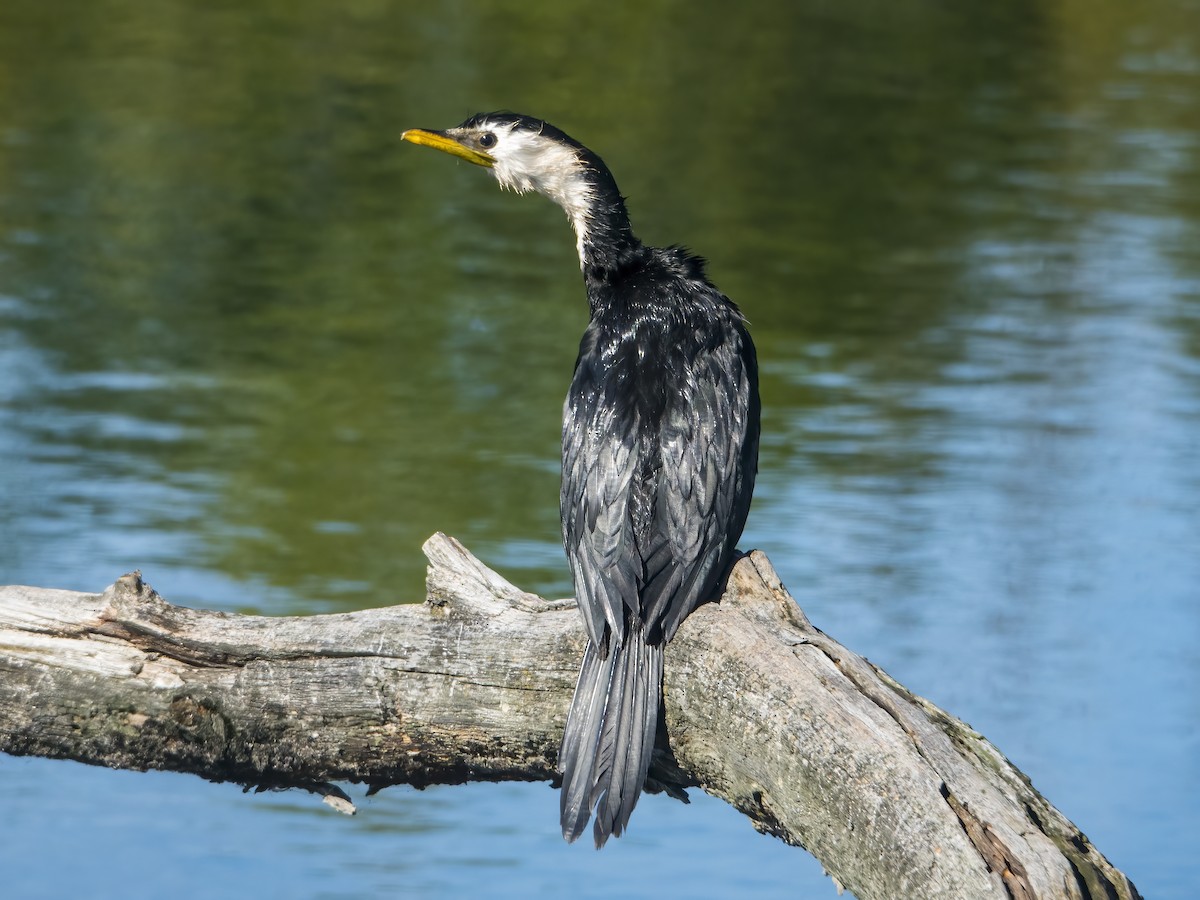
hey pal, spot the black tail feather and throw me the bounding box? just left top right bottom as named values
left=559, top=628, right=663, bottom=847
left=559, top=640, right=612, bottom=842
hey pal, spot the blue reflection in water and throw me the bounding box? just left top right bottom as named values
left=2, top=759, right=818, bottom=900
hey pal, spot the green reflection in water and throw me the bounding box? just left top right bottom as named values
left=1, top=0, right=1198, bottom=619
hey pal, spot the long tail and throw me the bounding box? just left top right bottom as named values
left=559, top=627, right=664, bottom=847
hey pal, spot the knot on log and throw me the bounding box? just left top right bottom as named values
left=94, top=572, right=243, bottom=668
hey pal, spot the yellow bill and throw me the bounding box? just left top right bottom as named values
left=402, top=129, right=495, bottom=168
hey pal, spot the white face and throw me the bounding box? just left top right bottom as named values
left=448, top=118, right=597, bottom=265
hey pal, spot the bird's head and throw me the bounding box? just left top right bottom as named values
left=403, top=112, right=629, bottom=266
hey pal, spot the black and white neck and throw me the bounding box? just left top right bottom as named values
left=441, top=113, right=642, bottom=273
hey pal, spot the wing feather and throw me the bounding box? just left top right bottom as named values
left=641, top=323, right=758, bottom=641
left=562, top=364, right=641, bottom=646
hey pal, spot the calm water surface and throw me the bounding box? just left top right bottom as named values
left=2, top=1, right=1198, bottom=897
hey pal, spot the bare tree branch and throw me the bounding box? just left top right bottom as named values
left=0, top=533, right=1139, bottom=900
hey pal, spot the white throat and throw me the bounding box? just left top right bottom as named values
left=482, top=126, right=596, bottom=267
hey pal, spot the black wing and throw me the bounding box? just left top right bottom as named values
left=639, top=315, right=758, bottom=642
left=561, top=299, right=759, bottom=648
left=561, top=339, right=642, bottom=649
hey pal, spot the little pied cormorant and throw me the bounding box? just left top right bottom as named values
left=403, top=113, right=760, bottom=848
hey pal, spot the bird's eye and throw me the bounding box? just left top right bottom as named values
left=478, top=132, right=497, bottom=149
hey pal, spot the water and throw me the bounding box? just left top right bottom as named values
left=2, top=1, right=1198, bottom=896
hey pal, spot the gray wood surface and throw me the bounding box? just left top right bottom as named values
left=0, top=533, right=1139, bottom=900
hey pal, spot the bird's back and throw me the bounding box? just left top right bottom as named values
left=563, top=244, right=759, bottom=651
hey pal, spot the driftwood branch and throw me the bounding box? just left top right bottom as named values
left=0, top=533, right=1139, bottom=900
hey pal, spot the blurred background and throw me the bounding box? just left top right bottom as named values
left=1, top=0, right=1198, bottom=897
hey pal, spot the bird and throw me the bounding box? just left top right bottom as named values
left=402, top=113, right=759, bottom=847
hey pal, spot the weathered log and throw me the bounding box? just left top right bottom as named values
left=0, top=533, right=1139, bottom=900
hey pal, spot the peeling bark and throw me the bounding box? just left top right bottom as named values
left=0, top=533, right=1140, bottom=900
